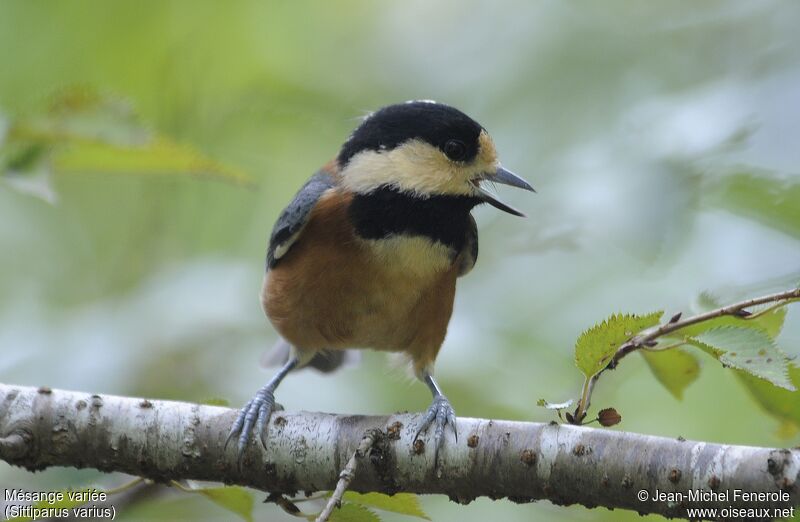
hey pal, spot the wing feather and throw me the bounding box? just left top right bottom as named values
left=267, top=170, right=336, bottom=269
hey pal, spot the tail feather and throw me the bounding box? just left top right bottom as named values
left=260, top=337, right=360, bottom=373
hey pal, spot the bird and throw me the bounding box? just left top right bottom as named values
left=228, top=100, right=534, bottom=463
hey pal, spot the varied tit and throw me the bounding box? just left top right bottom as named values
left=229, top=100, right=534, bottom=462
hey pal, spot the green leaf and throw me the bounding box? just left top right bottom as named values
left=749, top=306, right=789, bottom=339
left=674, top=302, right=788, bottom=339
left=2, top=141, right=47, bottom=172
left=194, top=486, right=254, bottom=522
left=2, top=87, right=253, bottom=190
left=641, top=348, right=700, bottom=400
left=736, top=364, right=800, bottom=438
left=53, top=138, right=252, bottom=185
left=343, top=492, right=430, bottom=520
left=574, top=311, right=664, bottom=378
left=328, top=503, right=382, bottom=522
left=705, top=171, right=800, bottom=239
left=200, top=397, right=230, bottom=407
left=688, top=327, right=795, bottom=391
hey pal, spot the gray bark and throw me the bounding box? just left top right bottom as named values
left=1, top=383, right=797, bottom=520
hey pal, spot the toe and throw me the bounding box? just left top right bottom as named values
left=225, top=399, right=252, bottom=451
left=415, top=396, right=458, bottom=466
left=255, top=394, right=275, bottom=449
left=433, top=407, right=448, bottom=460
left=237, top=398, right=262, bottom=454
left=446, top=406, right=458, bottom=442
left=229, top=387, right=282, bottom=459
left=414, top=403, right=438, bottom=441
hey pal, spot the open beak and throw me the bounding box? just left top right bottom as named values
left=471, top=166, right=535, bottom=217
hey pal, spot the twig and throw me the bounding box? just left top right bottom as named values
left=572, top=287, right=800, bottom=423
left=316, top=430, right=379, bottom=522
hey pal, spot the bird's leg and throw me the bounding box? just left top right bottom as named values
left=414, top=372, right=457, bottom=465
left=227, top=357, right=298, bottom=458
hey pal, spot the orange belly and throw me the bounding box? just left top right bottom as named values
left=261, top=190, right=458, bottom=373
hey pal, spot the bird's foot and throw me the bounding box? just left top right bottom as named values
left=414, top=394, right=457, bottom=465
left=226, top=384, right=278, bottom=460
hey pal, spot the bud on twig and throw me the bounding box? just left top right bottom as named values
left=597, top=408, right=622, bottom=427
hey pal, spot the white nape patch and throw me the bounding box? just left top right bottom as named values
left=340, top=138, right=496, bottom=197
left=362, top=234, right=454, bottom=279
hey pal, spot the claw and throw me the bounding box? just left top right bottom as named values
left=228, top=386, right=277, bottom=461
left=414, top=394, right=457, bottom=465
left=226, top=358, right=297, bottom=463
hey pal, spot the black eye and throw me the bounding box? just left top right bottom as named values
left=443, top=139, right=467, bottom=161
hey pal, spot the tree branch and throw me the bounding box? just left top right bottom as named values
left=1, top=383, right=797, bottom=519
left=572, top=288, right=800, bottom=423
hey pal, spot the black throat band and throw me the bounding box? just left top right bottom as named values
left=349, top=186, right=479, bottom=252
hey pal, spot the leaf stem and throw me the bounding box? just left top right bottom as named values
left=742, top=298, right=799, bottom=320
left=642, top=340, right=686, bottom=352
left=572, top=287, right=800, bottom=423
left=104, top=477, right=145, bottom=496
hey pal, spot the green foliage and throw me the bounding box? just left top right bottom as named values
left=579, top=294, right=797, bottom=407
left=191, top=486, right=254, bottom=522
left=736, top=364, right=800, bottom=437
left=640, top=348, right=700, bottom=400
left=574, top=311, right=663, bottom=378
left=0, top=88, right=251, bottom=203
left=688, top=327, right=795, bottom=391
left=611, top=289, right=800, bottom=436
left=326, top=503, right=382, bottom=522
left=675, top=299, right=789, bottom=339
left=200, top=397, right=230, bottom=407
left=2, top=2, right=800, bottom=520
left=706, top=171, right=800, bottom=239
left=343, top=492, right=431, bottom=520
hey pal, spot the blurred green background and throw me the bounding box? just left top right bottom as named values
left=1, top=1, right=799, bottom=520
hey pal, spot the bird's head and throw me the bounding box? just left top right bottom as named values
left=337, top=100, right=534, bottom=216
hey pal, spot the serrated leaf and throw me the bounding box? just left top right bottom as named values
left=641, top=348, right=700, bottom=400
left=574, top=311, right=664, bottom=378
left=194, top=486, right=254, bottom=522
left=343, top=492, right=430, bottom=520
left=688, top=327, right=795, bottom=391
left=328, top=503, right=381, bottom=522
left=536, top=399, right=574, bottom=410
left=736, top=364, right=800, bottom=438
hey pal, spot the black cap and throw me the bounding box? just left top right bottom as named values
left=338, top=101, right=484, bottom=167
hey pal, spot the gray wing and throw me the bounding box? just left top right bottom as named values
left=267, top=170, right=336, bottom=269
left=457, top=214, right=479, bottom=277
